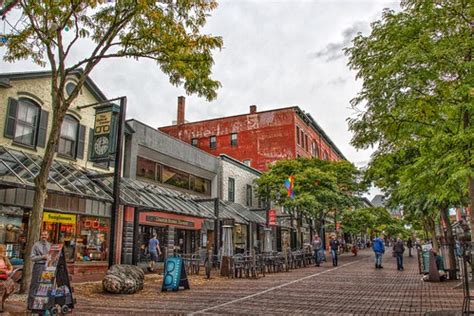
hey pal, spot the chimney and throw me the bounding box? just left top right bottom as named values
left=177, top=96, right=185, bottom=125
left=250, top=105, right=257, bottom=114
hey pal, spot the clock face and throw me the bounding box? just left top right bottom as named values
left=94, top=136, right=109, bottom=156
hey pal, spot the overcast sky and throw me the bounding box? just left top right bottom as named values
left=2, top=0, right=401, bottom=197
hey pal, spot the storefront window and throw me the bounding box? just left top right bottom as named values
left=137, top=156, right=159, bottom=182
left=0, top=208, right=28, bottom=264
left=42, top=212, right=76, bottom=262
left=76, top=216, right=109, bottom=262
left=163, top=166, right=189, bottom=190
left=190, top=176, right=210, bottom=196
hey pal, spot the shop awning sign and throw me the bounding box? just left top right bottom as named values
left=43, top=212, right=76, bottom=225
left=90, top=104, right=119, bottom=162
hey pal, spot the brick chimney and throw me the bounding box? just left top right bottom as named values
left=177, top=96, right=185, bottom=125
left=250, top=105, right=257, bottom=114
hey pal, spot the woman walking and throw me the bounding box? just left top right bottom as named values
left=0, top=244, right=16, bottom=312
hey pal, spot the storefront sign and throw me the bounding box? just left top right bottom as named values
left=268, top=209, right=277, bottom=226
left=145, top=215, right=195, bottom=228
left=90, top=104, right=119, bottom=162
left=43, top=212, right=76, bottom=225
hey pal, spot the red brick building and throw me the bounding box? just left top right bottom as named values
left=159, top=97, right=345, bottom=171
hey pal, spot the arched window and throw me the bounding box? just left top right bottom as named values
left=13, top=98, right=40, bottom=146
left=58, top=115, right=79, bottom=158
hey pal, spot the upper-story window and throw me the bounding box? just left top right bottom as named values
left=312, top=141, right=319, bottom=158
left=296, top=126, right=300, bottom=145
left=243, top=159, right=251, bottom=166
left=230, top=133, right=238, bottom=146
left=191, top=138, right=198, bottom=147
left=305, top=135, right=309, bottom=151
left=300, top=130, right=304, bottom=147
left=246, top=184, right=253, bottom=207
left=228, top=177, right=235, bottom=202
left=4, top=97, right=49, bottom=148
left=65, top=82, right=77, bottom=97
left=323, top=151, right=329, bottom=160
left=58, top=115, right=83, bottom=159
left=209, top=136, right=216, bottom=149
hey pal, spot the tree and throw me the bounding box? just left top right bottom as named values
left=255, top=158, right=363, bottom=237
left=2, top=0, right=223, bottom=292
left=345, top=0, right=473, bottom=225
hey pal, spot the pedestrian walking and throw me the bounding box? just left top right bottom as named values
left=329, top=235, right=340, bottom=266
left=28, top=231, right=51, bottom=311
left=147, top=233, right=162, bottom=272
left=312, top=235, right=323, bottom=267
left=372, top=234, right=385, bottom=269
left=407, top=238, right=413, bottom=257
left=393, top=237, right=405, bottom=270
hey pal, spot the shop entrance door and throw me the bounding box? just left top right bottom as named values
left=138, top=225, right=167, bottom=262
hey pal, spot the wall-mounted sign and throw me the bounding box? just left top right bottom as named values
left=268, top=209, right=277, bottom=226
left=43, top=212, right=76, bottom=225
left=90, top=104, right=119, bottom=162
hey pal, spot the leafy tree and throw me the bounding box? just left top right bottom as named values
left=2, top=0, right=223, bottom=291
left=345, top=0, right=473, bottom=228
left=255, top=158, right=363, bottom=236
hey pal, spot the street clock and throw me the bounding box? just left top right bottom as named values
left=90, top=104, right=120, bottom=162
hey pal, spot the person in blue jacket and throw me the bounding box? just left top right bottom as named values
left=372, top=234, right=385, bottom=269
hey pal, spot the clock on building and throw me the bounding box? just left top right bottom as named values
left=94, top=136, right=109, bottom=156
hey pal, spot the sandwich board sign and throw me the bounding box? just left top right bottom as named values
left=161, top=256, right=190, bottom=292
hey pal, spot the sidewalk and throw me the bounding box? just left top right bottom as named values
left=3, top=250, right=467, bottom=315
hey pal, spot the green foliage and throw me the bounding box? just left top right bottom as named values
left=345, top=0, right=473, bottom=229
left=255, top=158, right=364, bottom=220
left=3, top=0, right=223, bottom=102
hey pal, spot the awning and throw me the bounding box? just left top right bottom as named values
left=0, top=146, right=112, bottom=202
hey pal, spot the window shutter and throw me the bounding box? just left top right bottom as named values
left=4, top=98, right=18, bottom=139
left=88, top=128, right=94, bottom=159
left=36, top=110, right=49, bottom=148
left=76, top=124, right=86, bottom=159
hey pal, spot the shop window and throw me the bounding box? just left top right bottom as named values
left=76, top=216, right=109, bottom=262
left=228, top=177, right=235, bottom=202
left=138, top=226, right=167, bottom=262
left=230, top=133, right=238, bottom=146
left=191, top=138, right=198, bottom=147
left=0, top=208, right=28, bottom=263
left=137, top=156, right=159, bottom=182
left=190, top=175, right=211, bottom=196
left=42, top=212, right=76, bottom=262
left=163, top=166, right=190, bottom=190
left=246, top=184, right=253, bottom=207
left=209, top=136, right=216, bottom=149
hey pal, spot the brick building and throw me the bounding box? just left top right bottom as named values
left=159, top=97, right=346, bottom=171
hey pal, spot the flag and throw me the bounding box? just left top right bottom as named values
left=284, top=175, right=295, bottom=199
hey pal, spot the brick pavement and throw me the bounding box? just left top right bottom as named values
left=4, top=249, right=467, bottom=315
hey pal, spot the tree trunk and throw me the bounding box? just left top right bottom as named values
left=21, top=112, right=64, bottom=293
left=440, top=207, right=457, bottom=280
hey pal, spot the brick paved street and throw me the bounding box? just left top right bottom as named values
left=61, top=249, right=464, bottom=315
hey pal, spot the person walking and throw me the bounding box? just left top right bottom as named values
left=0, top=244, right=15, bottom=312
left=329, top=235, right=340, bottom=267
left=372, top=234, right=385, bottom=269
left=312, top=235, right=323, bottom=267
left=407, top=238, right=413, bottom=257
left=393, top=237, right=405, bottom=270
left=28, top=231, right=51, bottom=311
left=147, top=233, right=162, bottom=272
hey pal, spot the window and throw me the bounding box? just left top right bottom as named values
left=209, top=136, right=216, bottom=149
left=230, top=133, right=238, bottom=146
left=323, top=151, right=329, bottom=160
left=305, top=135, right=309, bottom=151
left=163, top=166, right=190, bottom=190
left=300, top=130, right=304, bottom=147
left=136, top=156, right=161, bottom=182
left=243, top=160, right=251, bottom=166
left=191, top=138, right=198, bottom=147
left=13, top=99, right=40, bottom=146
left=58, top=115, right=79, bottom=158
left=65, top=82, right=77, bottom=96
left=296, top=126, right=300, bottom=145
left=246, top=184, right=253, bottom=207
left=312, top=141, right=319, bottom=158
left=228, top=177, right=235, bottom=202
left=190, top=175, right=211, bottom=195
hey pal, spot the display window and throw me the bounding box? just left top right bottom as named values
left=42, top=212, right=76, bottom=262
left=76, top=216, right=109, bottom=262
left=0, top=207, right=28, bottom=265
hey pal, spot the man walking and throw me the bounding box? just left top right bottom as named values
left=372, top=234, right=385, bottom=269
left=393, top=237, right=405, bottom=270
left=147, top=233, right=162, bottom=272
left=329, top=235, right=340, bottom=267
left=28, top=231, right=51, bottom=310
left=312, top=235, right=323, bottom=267
left=407, top=238, right=413, bottom=257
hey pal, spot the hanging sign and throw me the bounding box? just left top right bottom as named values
left=268, top=209, right=277, bottom=226
left=90, top=104, right=119, bottom=162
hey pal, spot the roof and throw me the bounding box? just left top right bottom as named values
left=0, top=146, right=112, bottom=202
left=0, top=69, right=108, bottom=103
left=371, top=195, right=386, bottom=207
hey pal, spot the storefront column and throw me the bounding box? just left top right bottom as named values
left=167, top=226, right=175, bottom=258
